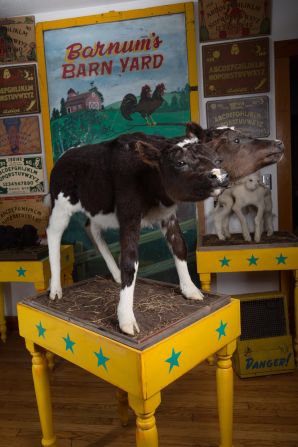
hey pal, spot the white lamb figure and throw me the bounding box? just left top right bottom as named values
left=214, top=172, right=273, bottom=243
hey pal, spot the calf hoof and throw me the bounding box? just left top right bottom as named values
left=118, top=310, right=140, bottom=336
left=49, top=288, right=63, bottom=300
left=181, top=283, right=204, bottom=301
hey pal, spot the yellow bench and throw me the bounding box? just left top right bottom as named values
left=0, top=245, right=74, bottom=342
left=17, top=277, right=240, bottom=447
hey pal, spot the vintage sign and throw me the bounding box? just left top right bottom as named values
left=199, top=0, right=271, bottom=42
left=0, top=16, right=36, bottom=64
left=202, top=38, right=269, bottom=97
left=0, top=195, right=49, bottom=236
left=0, top=116, right=41, bottom=156
left=206, top=96, right=269, bottom=137
left=0, top=64, right=40, bottom=117
left=0, top=155, right=44, bottom=195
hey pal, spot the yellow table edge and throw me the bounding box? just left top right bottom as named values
left=17, top=298, right=240, bottom=399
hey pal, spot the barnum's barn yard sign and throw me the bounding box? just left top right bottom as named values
left=36, top=3, right=199, bottom=282
left=199, top=0, right=271, bottom=42
left=206, top=96, right=269, bottom=137
left=202, top=37, right=269, bottom=97
left=0, top=64, right=40, bottom=116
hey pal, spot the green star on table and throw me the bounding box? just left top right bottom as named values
left=165, top=348, right=181, bottom=373
left=36, top=321, right=46, bottom=338
left=16, top=266, right=27, bottom=277
left=247, top=254, right=259, bottom=266
left=216, top=320, right=227, bottom=340
left=63, top=333, right=76, bottom=353
left=219, top=256, right=230, bottom=267
left=94, top=347, right=110, bottom=370
left=276, top=253, right=287, bottom=265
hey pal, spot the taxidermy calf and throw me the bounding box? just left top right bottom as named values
left=214, top=172, right=274, bottom=243
left=46, top=132, right=229, bottom=335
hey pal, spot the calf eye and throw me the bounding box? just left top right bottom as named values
left=234, top=138, right=240, bottom=143
left=175, top=160, right=186, bottom=167
left=215, top=159, right=222, bottom=166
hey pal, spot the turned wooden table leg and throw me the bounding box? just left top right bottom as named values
left=294, top=270, right=298, bottom=363
left=116, top=388, right=129, bottom=426
left=0, top=284, right=7, bottom=343
left=25, top=340, right=57, bottom=447
left=199, top=273, right=212, bottom=292
left=129, top=392, right=161, bottom=447
left=216, top=341, right=236, bottom=447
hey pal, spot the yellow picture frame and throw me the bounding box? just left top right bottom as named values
left=35, top=2, right=199, bottom=182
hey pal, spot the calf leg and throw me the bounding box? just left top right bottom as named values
left=86, top=220, right=121, bottom=284
left=161, top=215, right=203, bottom=300
left=117, top=210, right=141, bottom=336
left=47, top=194, right=73, bottom=300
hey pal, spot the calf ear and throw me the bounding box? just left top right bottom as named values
left=186, top=122, right=204, bottom=140
left=135, top=141, right=160, bottom=167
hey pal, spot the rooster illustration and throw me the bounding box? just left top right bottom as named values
left=120, top=83, right=166, bottom=126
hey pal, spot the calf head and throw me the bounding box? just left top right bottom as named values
left=186, top=122, right=284, bottom=181
left=135, top=137, right=229, bottom=202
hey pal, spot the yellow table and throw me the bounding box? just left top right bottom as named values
left=0, top=245, right=74, bottom=342
left=196, top=232, right=298, bottom=362
left=17, top=277, right=240, bottom=447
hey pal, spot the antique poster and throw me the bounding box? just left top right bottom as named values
left=36, top=4, right=199, bottom=282
left=0, top=116, right=41, bottom=155
left=0, top=195, right=49, bottom=236
left=202, top=37, right=269, bottom=97
left=199, top=0, right=271, bottom=42
left=0, top=16, right=36, bottom=64
left=206, top=96, right=269, bottom=137
left=39, top=5, right=197, bottom=165
left=0, top=64, right=40, bottom=116
left=0, top=155, right=44, bottom=195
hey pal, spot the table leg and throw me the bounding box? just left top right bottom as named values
left=294, top=270, right=298, bottom=363
left=25, top=340, right=57, bottom=447
left=116, top=388, right=129, bottom=426
left=199, top=273, right=212, bottom=292
left=129, top=392, right=161, bottom=447
left=0, top=284, right=7, bottom=342
left=216, top=340, right=236, bottom=447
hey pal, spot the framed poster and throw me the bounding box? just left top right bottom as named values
left=0, top=195, right=49, bottom=236
left=206, top=96, right=269, bottom=137
left=0, top=155, right=45, bottom=195
left=0, top=16, right=36, bottom=64
left=36, top=3, right=198, bottom=175
left=0, top=116, right=41, bottom=155
left=0, top=64, right=40, bottom=116
left=199, top=0, right=271, bottom=42
left=202, top=37, right=269, bottom=97
left=36, top=3, right=199, bottom=283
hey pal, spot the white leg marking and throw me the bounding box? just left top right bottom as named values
left=88, top=220, right=121, bottom=283
left=174, top=256, right=204, bottom=300
left=47, top=193, right=74, bottom=300
left=117, top=262, right=140, bottom=335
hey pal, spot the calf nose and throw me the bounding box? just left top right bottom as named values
left=208, top=168, right=229, bottom=187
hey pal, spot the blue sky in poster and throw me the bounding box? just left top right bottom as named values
left=44, top=13, right=189, bottom=112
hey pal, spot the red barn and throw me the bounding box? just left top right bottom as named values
left=65, top=88, right=103, bottom=114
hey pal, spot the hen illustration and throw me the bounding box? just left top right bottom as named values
left=120, top=83, right=166, bottom=126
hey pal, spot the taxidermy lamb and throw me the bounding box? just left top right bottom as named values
left=213, top=171, right=274, bottom=243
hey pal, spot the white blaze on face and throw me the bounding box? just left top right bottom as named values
left=177, top=137, right=199, bottom=149
left=211, top=168, right=226, bottom=183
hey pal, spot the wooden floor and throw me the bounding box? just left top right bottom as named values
left=1, top=331, right=298, bottom=447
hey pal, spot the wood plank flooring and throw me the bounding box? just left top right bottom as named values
left=0, top=331, right=298, bottom=447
